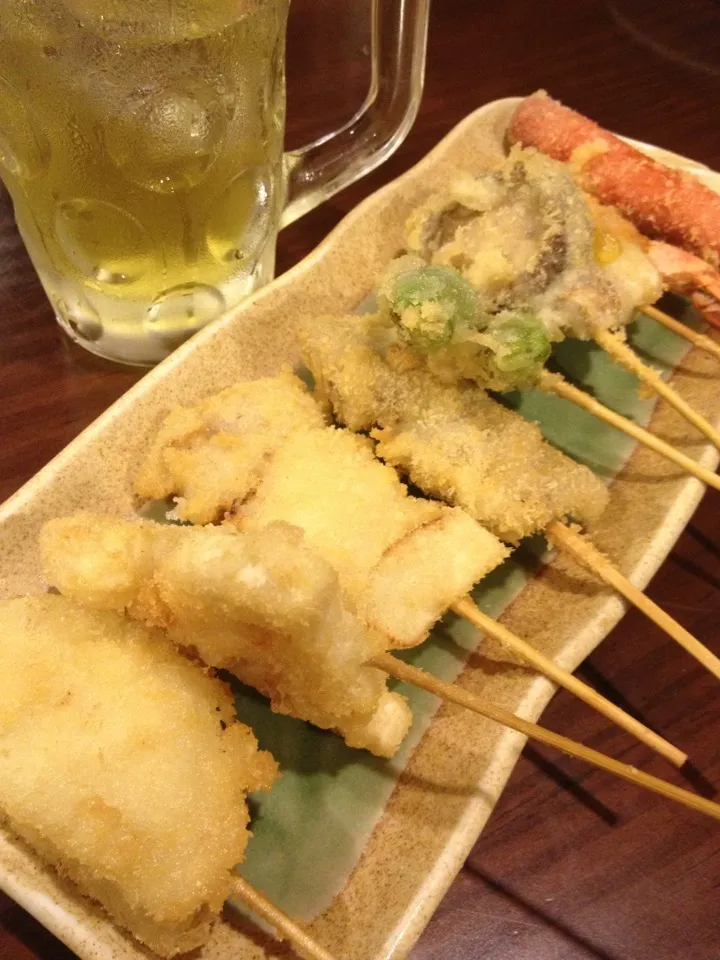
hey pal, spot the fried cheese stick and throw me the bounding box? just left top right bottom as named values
left=0, top=594, right=277, bottom=957
left=40, top=515, right=412, bottom=758
left=509, top=91, right=720, bottom=269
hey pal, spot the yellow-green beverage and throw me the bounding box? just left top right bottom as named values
left=0, top=0, right=289, bottom=363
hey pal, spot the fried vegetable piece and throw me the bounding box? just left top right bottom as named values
left=134, top=370, right=328, bottom=523
left=227, top=426, right=508, bottom=647
left=298, top=313, right=608, bottom=544
left=0, top=594, right=277, bottom=958
left=40, top=515, right=412, bottom=757
left=378, top=256, right=553, bottom=391
left=398, top=147, right=662, bottom=367
left=380, top=259, right=482, bottom=348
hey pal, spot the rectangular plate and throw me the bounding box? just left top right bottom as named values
left=1, top=97, right=720, bottom=960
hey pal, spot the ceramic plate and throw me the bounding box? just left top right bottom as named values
left=1, top=97, right=720, bottom=960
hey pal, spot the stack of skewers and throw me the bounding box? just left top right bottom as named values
left=2, top=92, right=720, bottom=960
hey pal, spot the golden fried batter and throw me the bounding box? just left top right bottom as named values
left=299, top=313, right=608, bottom=543
left=228, top=426, right=508, bottom=647
left=41, top=515, right=412, bottom=757
left=0, top=594, right=276, bottom=957
left=132, top=370, right=506, bottom=648
left=134, top=371, right=327, bottom=523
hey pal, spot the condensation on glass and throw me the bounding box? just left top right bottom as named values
left=0, top=0, right=429, bottom=364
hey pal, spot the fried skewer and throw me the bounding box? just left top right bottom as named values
left=387, top=143, right=720, bottom=456
left=507, top=91, right=720, bottom=434
left=0, top=595, right=338, bottom=960
left=43, top=511, right=686, bottom=768
left=31, top=528, right=712, bottom=821
left=127, top=377, right=686, bottom=765
left=41, top=514, right=414, bottom=759
left=299, top=312, right=720, bottom=685
left=508, top=92, right=720, bottom=274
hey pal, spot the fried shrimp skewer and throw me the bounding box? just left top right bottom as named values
left=40, top=515, right=413, bottom=758
left=130, top=375, right=686, bottom=765
left=506, top=93, right=720, bottom=440
left=299, top=312, right=720, bottom=684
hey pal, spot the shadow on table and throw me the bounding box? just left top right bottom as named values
left=465, top=863, right=622, bottom=960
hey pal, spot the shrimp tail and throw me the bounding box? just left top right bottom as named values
left=647, top=241, right=720, bottom=330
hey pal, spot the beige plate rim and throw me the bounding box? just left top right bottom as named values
left=1, top=96, right=719, bottom=960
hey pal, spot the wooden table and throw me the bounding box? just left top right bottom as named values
left=2, top=0, right=720, bottom=957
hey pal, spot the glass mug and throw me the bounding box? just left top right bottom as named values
left=0, top=0, right=429, bottom=364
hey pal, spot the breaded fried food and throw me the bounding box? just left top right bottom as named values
left=130, top=369, right=506, bottom=648
left=228, top=426, right=509, bottom=647
left=0, top=594, right=277, bottom=957
left=134, top=370, right=327, bottom=523
left=298, top=313, right=608, bottom=544
left=41, top=515, right=412, bottom=757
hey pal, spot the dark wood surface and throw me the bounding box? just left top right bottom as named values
left=2, top=1, right=720, bottom=958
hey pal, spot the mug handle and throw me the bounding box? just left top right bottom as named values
left=280, top=0, right=430, bottom=228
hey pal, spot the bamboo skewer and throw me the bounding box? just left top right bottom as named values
left=539, top=371, right=720, bottom=492
left=547, top=520, right=720, bottom=684
left=373, top=652, right=720, bottom=822
left=642, top=304, right=720, bottom=363
left=231, top=876, right=338, bottom=960
left=595, top=329, right=720, bottom=450
left=451, top=596, right=686, bottom=767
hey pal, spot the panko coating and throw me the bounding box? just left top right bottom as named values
left=228, top=425, right=509, bottom=647
left=41, top=515, right=412, bottom=758
left=134, top=370, right=327, bottom=523
left=0, top=594, right=277, bottom=957
left=131, top=369, right=506, bottom=648
left=298, top=312, right=608, bottom=544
